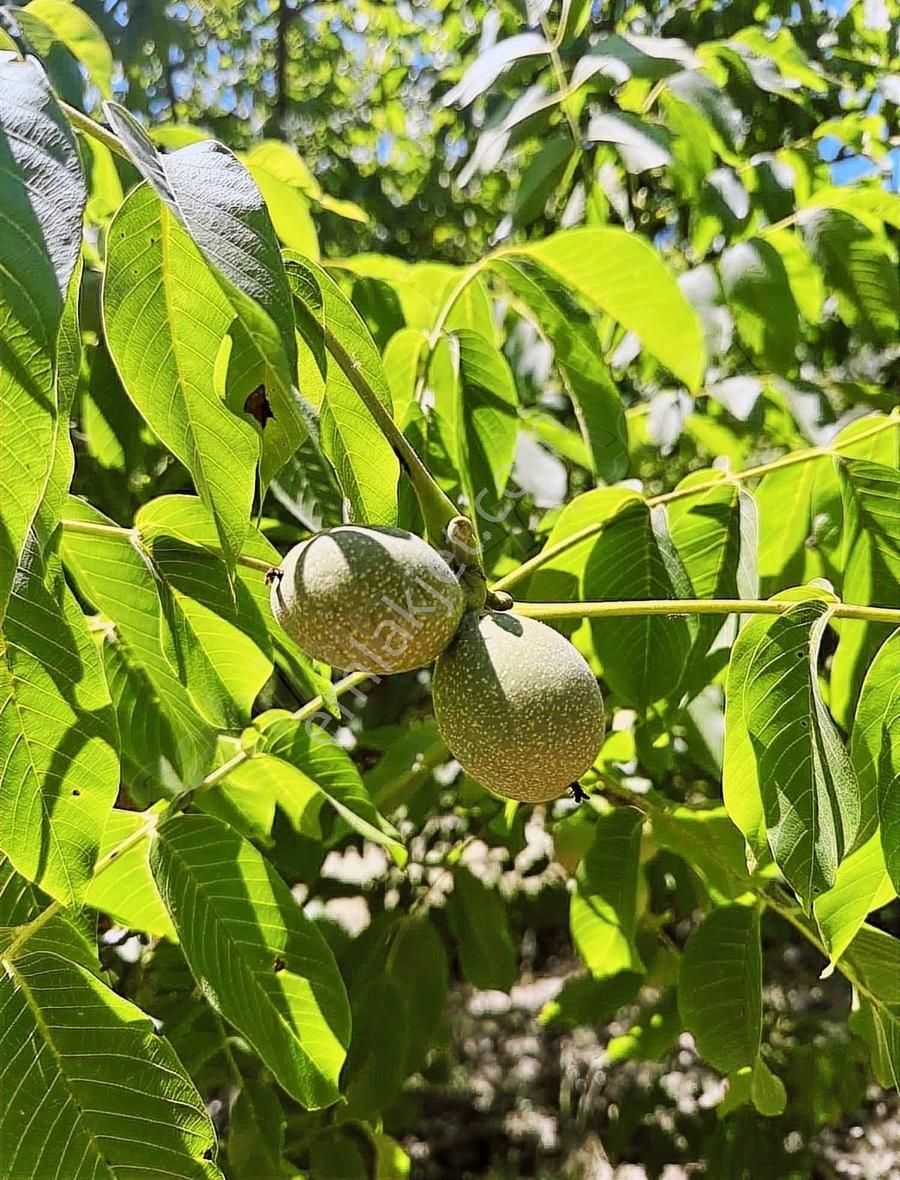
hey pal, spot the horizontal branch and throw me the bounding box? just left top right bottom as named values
left=515, top=599, right=900, bottom=625
left=60, top=517, right=274, bottom=575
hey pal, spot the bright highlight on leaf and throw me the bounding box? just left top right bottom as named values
left=150, top=813, right=351, bottom=1109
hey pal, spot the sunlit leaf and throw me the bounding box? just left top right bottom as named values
left=831, top=459, right=900, bottom=727
left=0, top=944, right=221, bottom=1178
left=0, top=56, right=85, bottom=619
left=85, top=807, right=175, bottom=940
left=104, top=183, right=259, bottom=573
left=850, top=630, right=900, bottom=892
left=61, top=498, right=219, bottom=796
left=502, top=228, right=706, bottom=389
left=724, top=590, right=868, bottom=906
left=286, top=254, right=400, bottom=524
left=151, top=812, right=351, bottom=1109
left=23, top=0, right=114, bottom=96
left=0, top=558, right=118, bottom=905
left=102, top=103, right=304, bottom=486
left=249, top=711, right=407, bottom=863
left=571, top=808, right=645, bottom=979
left=492, top=256, right=628, bottom=481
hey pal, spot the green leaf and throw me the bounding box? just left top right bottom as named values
left=0, top=947, right=221, bottom=1178
left=308, top=1126, right=374, bottom=1180
left=252, top=712, right=407, bottom=863
left=228, top=1080, right=288, bottom=1180
left=814, top=832, right=894, bottom=963
left=426, top=266, right=495, bottom=339
left=571, top=807, right=645, bottom=979
left=723, top=1056, right=787, bottom=1118
left=0, top=560, right=119, bottom=905
left=343, top=971, right=409, bottom=1117
left=766, top=228, right=826, bottom=324
left=60, top=499, right=218, bottom=795
left=23, top=0, right=114, bottom=96
left=850, top=630, right=900, bottom=892
left=245, top=159, right=319, bottom=257
left=135, top=517, right=274, bottom=727
left=801, top=209, right=899, bottom=343
left=724, top=591, right=867, bottom=905
left=103, top=183, right=258, bottom=572
left=502, top=228, right=706, bottom=389
left=719, top=238, right=798, bottom=373
left=0, top=854, right=45, bottom=928
left=750, top=1056, right=787, bottom=1117
left=526, top=487, right=640, bottom=609
left=150, top=812, right=351, bottom=1108
left=585, top=500, right=694, bottom=707
left=387, top=918, right=448, bottom=1074
left=33, top=255, right=82, bottom=552
left=383, top=327, right=429, bottom=424
left=134, top=494, right=332, bottom=706
left=844, top=923, right=900, bottom=1088
left=679, top=903, right=762, bottom=1073
left=0, top=56, right=85, bottom=619
left=491, top=256, right=628, bottom=481
left=851, top=991, right=900, bottom=1091
left=605, top=989, right=681, bottom=1064
left=286, top=255, right=400, bottom=525
left=512, top=134, right=573, bottom=228
left=844, top=924, right=900, bottom=1005
left=540, top=970, right=644, bottom=1029
left=271, top=431, right=345, bottom=532
left=651, top=807, right=754, bottom=902
left=446, top=866, right=517, bottom=991
left=435, top=328, right=518, bottom=531
left=0, top=853, right=98, bottom=970
left=102, top=103, right=304, bottom=487
left=753, top=455, right=825, bottom=589
left=85, top=807, right=175, bottom=940
left=667, top=471, right=745, bottom=660
left=831, top=459, right=900, bottom=727
left=753, top=417, right=895, bottom=594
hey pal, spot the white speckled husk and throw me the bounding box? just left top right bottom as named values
left=270, top=526, right=465, bottom=673
left=433, top=611, right=605, bottom=803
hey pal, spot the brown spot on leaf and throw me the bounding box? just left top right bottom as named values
left=244, top=385, right=274, bottom=428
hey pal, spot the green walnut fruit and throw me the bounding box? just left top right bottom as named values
left=270, top=525, right=465, bottom=674
left=433, top=610, right=605, bottom=803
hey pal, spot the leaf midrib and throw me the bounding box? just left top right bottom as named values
left=2, top=953, right=116, bottom=1180
left=156, top=828, right=328, bottom=1089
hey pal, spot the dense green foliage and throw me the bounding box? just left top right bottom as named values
left=0, top=0, right=898, bottom=1176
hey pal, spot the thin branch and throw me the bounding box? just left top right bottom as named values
left=59, top=101, right=129, bottom=161
left=320, top=326, right=459, bottom=542
left=60, top=517, right=274, bottom=575
left=515, top=598, right=900, bottom=625
left=492, top=412, right=898, bottom=592
left=3, top=673, right=372, bottom=957
left=411, top=260, right=488, bottom=406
